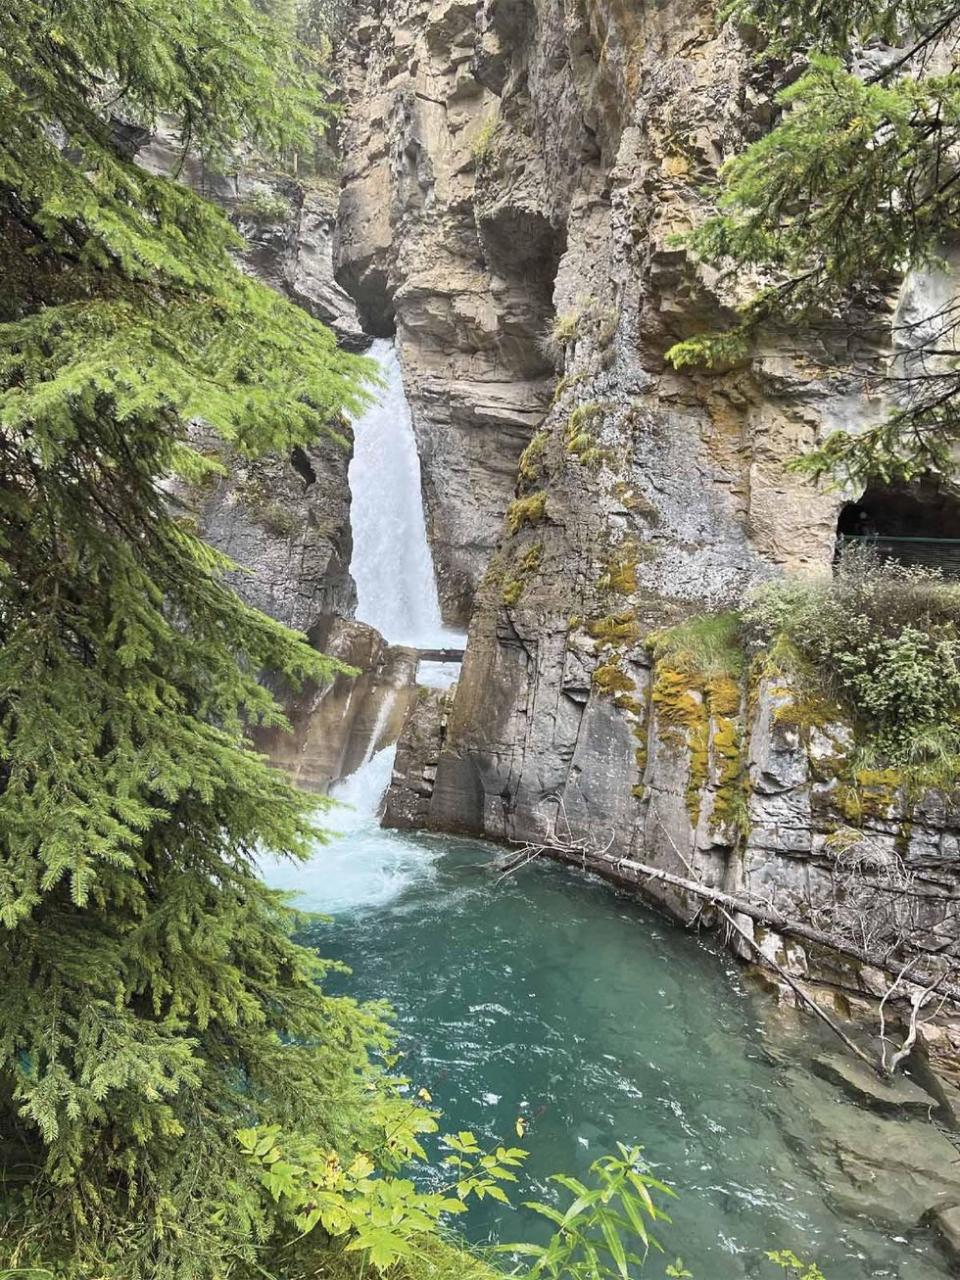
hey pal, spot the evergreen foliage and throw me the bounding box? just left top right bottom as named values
left=0, top=3, right=387, bottom=1277
left=668, top=0, right=960, bottom=483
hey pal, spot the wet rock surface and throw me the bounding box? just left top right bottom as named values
left=781, top=1065, right=960, bottom=1235
left=382, top=686, right=453, bottom=828
left=253, top=616, right=419, bottom=793
left=811, top=1053, right=939, bottom=1119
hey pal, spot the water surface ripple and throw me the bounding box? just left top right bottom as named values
left=278, top=819, right=948, bottom=1280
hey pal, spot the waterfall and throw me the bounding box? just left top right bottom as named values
left=348, top=339, right=465, bottom=654
left=262, top=743, right=442, bottom=913
left=330, top=744, right=398, bottom=829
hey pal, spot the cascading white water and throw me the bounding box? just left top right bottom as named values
left=328, top=744, right=398, bottom=829
left=263, top=334, right=464, bottom=900
left=262, top=744, right=442, bottom=913
left=348, top=339, right=465, bottom=656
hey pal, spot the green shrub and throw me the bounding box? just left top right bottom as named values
left=746, top=547, right=960, bottom=766
left=258, top=500, right=298, bottom=537
left=473, top=114, right=499, bottom=162
left=235, top=187, right=293, bottom=223
left=506, top=492, right=547, bottom=536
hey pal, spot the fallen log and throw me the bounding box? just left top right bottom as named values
left=546, top=844, right=960, bottom=1006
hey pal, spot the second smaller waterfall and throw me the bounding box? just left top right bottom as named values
left=262, top=745, right=442, bottom=914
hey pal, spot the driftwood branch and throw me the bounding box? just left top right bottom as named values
left=496, top=811, right=959, bottom=1076
left=647, top=822, right=881, bottom=1073
left=581, top=849, right=960, bottom=1006
left=712, top=901, right=878, bottom=1072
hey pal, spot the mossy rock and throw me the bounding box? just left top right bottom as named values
left=506, top=492, right=547, bottom=536
left=517, top=430, right=548, bottom=488
left=652, top=660, right=744, bottom=830
left=501, top=542, right=544, bottom=606
left=593, top=661, right=635, bottom=696
left=587, top=611, right=641, bottom=651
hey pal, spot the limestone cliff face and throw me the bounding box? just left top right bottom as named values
left=336, top=0, right=561, bottom=623
left=338, top=0, right=885, bottom=825
left=136, top=128, right=424, bottom=787
left=335, top=0, right=887, bottom=628
left=254, top=616, right=419, bottom=793
left=348, top=0, right=960, bottom=1056
left=139, top=125, right=365, bottom=634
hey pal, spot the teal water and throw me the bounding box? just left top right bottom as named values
left=264, top=787, right=949, bottom=1280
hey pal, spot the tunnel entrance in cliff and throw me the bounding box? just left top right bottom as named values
left=836, top=477, right=960, bottom=576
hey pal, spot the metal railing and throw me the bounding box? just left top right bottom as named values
left=838, top=533, right=960, bottom=577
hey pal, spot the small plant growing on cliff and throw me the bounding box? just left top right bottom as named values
left=473, top=113, right=500, bottom=163
left=647, top=612, right=743, bottom=682
left=507, top=492, right=548, bottom=536
left=258, top=500, right=299, bottom=537
left=518, top=429, right=550, bottom=488
left=540, top=311, right=581, bottom=367
left=745, top=547, right=960, bottom=768
left=503, top=542, right=544, bottom=606
left=235, top=186, right=293, bottom=223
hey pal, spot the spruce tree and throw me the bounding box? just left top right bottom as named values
left=668, top=0, right=960, bottom=483
left=0, top=4, right=393, bottom=1276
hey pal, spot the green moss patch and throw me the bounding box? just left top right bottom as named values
left=517, top=430, right=549, bottom=488
left=506, top=492, right=547, bottom=536
left=502, top=542, right=544, bottom=606
left=587, top=610, right=642, bottom=651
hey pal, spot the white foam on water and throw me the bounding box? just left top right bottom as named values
left=260, top=747, right=440, bottom=915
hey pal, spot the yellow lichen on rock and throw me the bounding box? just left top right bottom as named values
left=598, top=541, right=640, bottom=595
left=587, top=610, right=641, bottom=650
left=593, top=662, right=636, bottom=695
left=651, top=661, right=743, bottom=830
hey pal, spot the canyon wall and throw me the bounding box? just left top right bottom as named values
left=335, top=0, right=885, bottom=848
left=336, top=0, right=960, bottom=1059
left=335, top=0, right=889, bottom=630
left=138, top=130, right=422, bottom=787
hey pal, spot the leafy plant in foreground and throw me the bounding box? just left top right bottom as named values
left=239, top=1123, right=528, bottom=1270
left=499, top=1145, right=675, bottom=1280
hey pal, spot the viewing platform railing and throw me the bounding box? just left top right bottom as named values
left=838, top=533, right=960, bottom=577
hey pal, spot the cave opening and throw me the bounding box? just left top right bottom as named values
left=835, top=477, right=960, bottom=575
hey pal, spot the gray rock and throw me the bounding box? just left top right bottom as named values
left=780, top=1067, right=960, bottom=1229
left=254, top=616, right=419, bottom=793
left=383, top=686, right=455, bottom=828
left=137, top=121, right=365, bottom=639
left=333, top=0, right=960, bottom=1085
left=811, top=1053, right=938, bottom=1118
left=930, top=1204, right=960, bottom=1262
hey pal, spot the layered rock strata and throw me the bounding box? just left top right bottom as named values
left=136, top=125, right=420, bottom=782
left=348, top=0, right=960, bottom=1067
left=254, top=616, right=420, bottom=793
